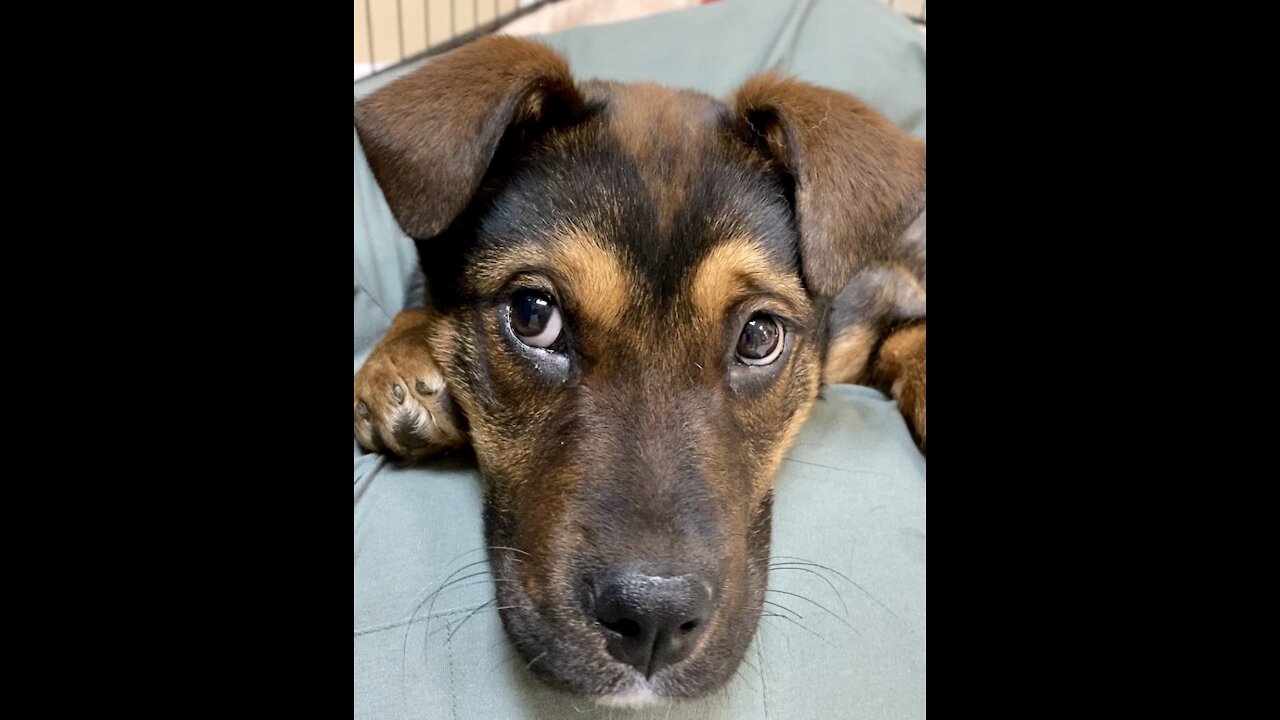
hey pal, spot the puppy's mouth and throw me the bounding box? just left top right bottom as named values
left=482, top=502, right=772, bottom=701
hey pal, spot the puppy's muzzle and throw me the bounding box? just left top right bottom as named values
left=585, top=564, right=714, bottom=678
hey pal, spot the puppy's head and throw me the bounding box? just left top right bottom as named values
left=356, top=37, right=924, bottom=703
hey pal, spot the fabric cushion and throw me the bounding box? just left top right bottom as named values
left=354, top=0, right=926, bottom=717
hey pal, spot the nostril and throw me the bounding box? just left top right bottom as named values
left=588, top=567, right=715, bottom=676
left=601, top=617, right=642, bottom=638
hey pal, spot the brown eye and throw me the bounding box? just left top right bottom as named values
left=736, top=314, right=784, bottom=365
left=510, top=291, right=562, bottom=348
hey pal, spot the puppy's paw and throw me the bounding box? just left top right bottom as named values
left=873, top=324, right=925, bottom=453
left=354, top=324, right=466, bottom=462
left=893, top=365, right=925, bottom=453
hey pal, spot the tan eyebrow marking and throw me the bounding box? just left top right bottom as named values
left=690, top=236, right=808, bottom=322
left=473, top=223, right=629, bottom=331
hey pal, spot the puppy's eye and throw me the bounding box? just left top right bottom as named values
left=510, top=291, right=562, bottom=348
left=736, top=314, right=784, bottom=365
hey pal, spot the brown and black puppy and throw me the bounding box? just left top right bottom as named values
left=353, top=36, right=925, bottom=705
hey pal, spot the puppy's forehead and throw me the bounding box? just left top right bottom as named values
left=596, top=81, right=721, bottom=166
left=471, top=80, right=801, bottom=321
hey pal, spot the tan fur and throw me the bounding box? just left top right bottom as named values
left=353, top=309, right=467, bottom=459
left=886, top=263, right=927, bottom=306
left=823, top=323, right=877, bottom=385
left=751, top=358, right=821, bottom=506
left=823, top=261, right=927, bottom=385
left=600, top=83, right=699, bottom=236
left=473, top=224, right=630, bottom=332
left=687, top=242, right=820, bottom=506
left=690, top=237, right=809, bottom=323
left=870, top=324, right=926, bottom=449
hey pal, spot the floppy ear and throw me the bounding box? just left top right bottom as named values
left=731, top=74, right=926, bottom=298
left=354, top=36, right=584, bottom=240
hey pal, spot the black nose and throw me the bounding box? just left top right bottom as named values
left=589, top=567, right=714, bottom=678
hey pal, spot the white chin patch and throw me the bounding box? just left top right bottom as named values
left=596, top=687, right=662, bottom=709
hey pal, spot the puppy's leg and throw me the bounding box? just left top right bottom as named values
left=354, top=309, right=467, bottom=461
left=824, top=264, right=926, bottom=452
left=866, top=322, right=925, bottom=451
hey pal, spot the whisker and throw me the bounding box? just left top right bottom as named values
left=762, top=599, right=803, bottom=619
left=769, top=556, right=855, bottom=584
left=442, top=598, right=496, bottom=643
left=733, top=666, right=759, bottom=693
left=485, top=651, right=521, bottom=677
left=780, top=457, right=843, bottom=471
left=437, top=599, right=522, bottom=638
left=401, top=565, right=487, bottom=686
left=524, top=650, right=548, bottom=671
left=768, top=556, right=901, bottom=617
left=771, top=560, right=898, bottom=619
left=484, top=637, right=528, bottom=676
left=438, top=546, right=493, bottom=568
left=779, top=457, right=892, bottom=476
left=401, top=568, right=498, bottom=680
left=767, top=566, right=850, bottom=616
left=438, top=602, right=522, bottom=646
left=487, top=545, right=532, bottom=557
left=767, top=589, right=860, bottom=635
left=759, top=613, right=836, bottom=648
left=402, top=558, right=490, bottom=613
left=754, top=639, right=770, bottom=708
left=413, top=578, right=516, bottom=616
left=483, top=641, right=546, bottom=679
left=844, top=579, right=897, bottom=618
left=430, top=602, right=526, bottom=643
left=415, top=569, right=496, bottom=621
left=398, top=546, right=529, bottom=692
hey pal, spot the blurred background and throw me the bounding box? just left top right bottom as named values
left=354, top=0, right=924, bottom=81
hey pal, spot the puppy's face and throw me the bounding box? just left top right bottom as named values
left=356, top=37, right=924, bottom=704
left=426, top=83, right=820, bottom=700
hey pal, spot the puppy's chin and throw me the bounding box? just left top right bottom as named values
left=595, top=685, right=663, bottom=708
left=482, top=496, right=776, bottom=700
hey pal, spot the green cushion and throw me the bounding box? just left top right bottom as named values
left=354, top=0, right=925, bottom=717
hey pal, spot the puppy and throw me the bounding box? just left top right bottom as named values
left=353, top=36, right=925, bottom=703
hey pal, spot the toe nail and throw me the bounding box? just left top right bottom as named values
left=392, top=384, right=405, bottom=403
left=356, top=401, right=369, bottom=418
